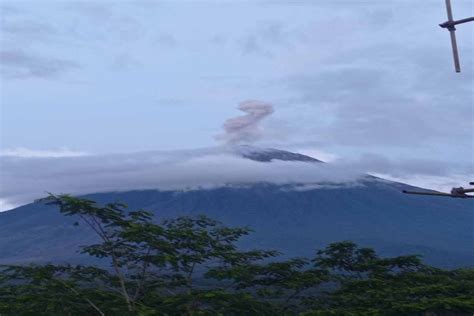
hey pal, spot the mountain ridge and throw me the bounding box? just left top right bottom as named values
left=1, top=147, right=472, bottom=268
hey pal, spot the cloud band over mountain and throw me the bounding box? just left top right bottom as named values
left=0, top=147, right=363, bottom=211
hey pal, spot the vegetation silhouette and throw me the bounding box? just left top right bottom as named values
left=1, top=194, right=473, bottom=315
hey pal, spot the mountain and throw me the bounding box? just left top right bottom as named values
left=235, top=145, right=322, bottom=162
left=0, top=147, right=473, bottom=268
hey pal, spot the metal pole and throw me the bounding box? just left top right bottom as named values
left=451, top=17, right=474, bottom=25
left=445, top=0, right=454, bottom=20
left=445, top=0, right=461, bottom=72
left=449, top=31, right=461, bottom=72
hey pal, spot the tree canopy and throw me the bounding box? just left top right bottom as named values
left=1, top=194, right=473, bottom=315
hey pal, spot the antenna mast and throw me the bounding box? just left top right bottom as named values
left=439, top=0, right=474, bottom=72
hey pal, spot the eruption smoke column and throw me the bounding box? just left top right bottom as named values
left=219, top=100, right=274, bottom=144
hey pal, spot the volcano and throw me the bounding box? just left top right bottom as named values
left=0, top=146, right=472, bottom=268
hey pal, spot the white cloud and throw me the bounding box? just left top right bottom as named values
left=0, top=199, right=17, bottom=212
left=0, top=146, right=364, bottom=210
left=371, top=173, right=474, bottom=195
left=337, top=153, right=473, bottom=179
left=1, top=147, right=89, bottom=158
left=1, top=146, right=472, bottom=211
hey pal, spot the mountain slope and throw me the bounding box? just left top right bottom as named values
left=0, top=148, right=472, bottom=268
left=235, top=145, right=322, bottom=162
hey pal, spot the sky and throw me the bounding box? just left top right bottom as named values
left=0, top=0, right=473, bottom=210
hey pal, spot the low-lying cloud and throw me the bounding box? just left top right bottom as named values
left=335, top=153, right=473, bottom=194
left=0, top=147, right=89, bottom=158
left=0, top=146, right=364, bottom=211
left=337, top=153, right=473, bottom=179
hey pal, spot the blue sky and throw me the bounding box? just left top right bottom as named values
left=0, top=0, right=473, bottom=205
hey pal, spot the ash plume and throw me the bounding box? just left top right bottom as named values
left=218, top=100, right=274, bottom=144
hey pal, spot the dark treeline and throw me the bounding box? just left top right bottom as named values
left=1, top=194, right=473, bottom=315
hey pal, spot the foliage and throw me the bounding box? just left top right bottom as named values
left=306, top=242, right=474, bottom=315
left=0, top=194, right=473, bottom=315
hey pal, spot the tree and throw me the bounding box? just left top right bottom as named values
left=27, top=194, right=278, bottom=314
left=0, top=264, right=115, bottom=315
left=1, top=195, right=473, bottom=316
left=305, top=241, right=474, bottom=315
